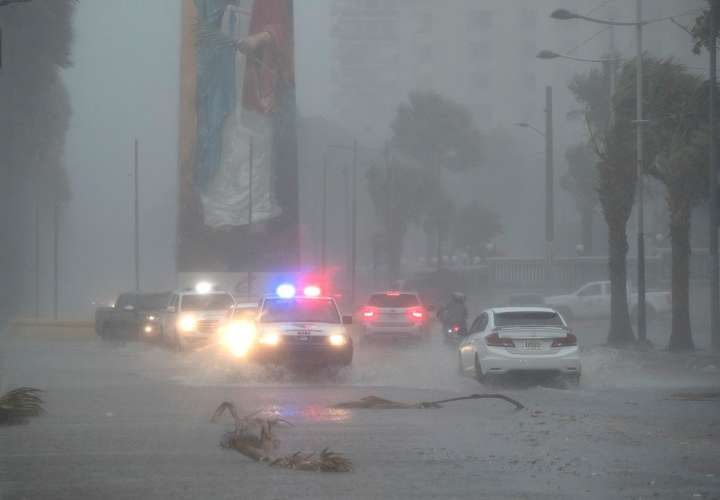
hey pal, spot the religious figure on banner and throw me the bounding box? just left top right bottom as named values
left=185, top=0, right=297, bottom=271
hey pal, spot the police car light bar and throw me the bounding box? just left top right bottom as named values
left=195, top=281, right=214, bottom=294
left=303, top=285, right=321, bottom=297
left=276, top=283, right=296, bottom=299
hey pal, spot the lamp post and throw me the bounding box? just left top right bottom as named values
left=709, top=0, right=719, bottom=353
left=513, top=86, right=555, bottom=277
left=550, top=0, right=649, bottom=344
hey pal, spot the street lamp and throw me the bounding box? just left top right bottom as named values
left=536, top=49, right=620, bottom=64
left=514, top=122, right=545, bottom=137
left=551, top=0, right=649, bottom=344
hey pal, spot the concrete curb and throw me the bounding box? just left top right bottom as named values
left=7, top=318, right=96, bottom=340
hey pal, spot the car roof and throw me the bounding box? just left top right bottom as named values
left=369, top=290, right=419, bottom=296
left=488, top=307, right=559, bottom=314
left=176, top=290, right=232, bottom=296
left=262, top=295, right=335, bottom=300
left=233, top=302, right=259, bottom=308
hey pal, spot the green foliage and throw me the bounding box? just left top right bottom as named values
left=365, top=155, right=437, bottom=234
left=452, top=201, right=502, bottom=258
left=614, top=57, right=708, bottom=204
left=561, top=143, right=597, bottom=211
left=691, top=1, right=720, bottom=55
left=0, top=0, right=75, bottom=319
left=391, top=91, right=484, bottom=173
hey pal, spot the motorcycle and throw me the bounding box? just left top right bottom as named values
left=442, top=321, right=467, bottom=344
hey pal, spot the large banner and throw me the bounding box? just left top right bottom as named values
left=178, top=0, right=298, bottom=273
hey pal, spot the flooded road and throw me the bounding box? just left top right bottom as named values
left=1, top=327, right=719, bottom=499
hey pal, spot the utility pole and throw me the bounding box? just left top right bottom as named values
left=133, top=139, right=140, bottom=292
left=35, top=196, right=40, bottom=318
left=53, top=200, right=59, bottom=320
left=385, top=141, right=392, bottom=286
left=635, top=0, right=647, bottom=344
left=710, top=0, right=719, bottom=352
left=351, top=139, right=358, bottom=308
left=247, top=136, right=254, bottom=300
left=545, top=85, right=555, bottom=287
left=321, top=153, right=328, bottom=269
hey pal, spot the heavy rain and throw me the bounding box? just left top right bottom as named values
left=1, top=1, right=719, bottom=499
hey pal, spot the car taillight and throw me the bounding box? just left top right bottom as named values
left=485, top=330, right=515, bottom=348
left=362, top=306, right=377, bottom=320
left=551, top=331, right=578, bottom=347
left=407, top=306, right=425, bottom=322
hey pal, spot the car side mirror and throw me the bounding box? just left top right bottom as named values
left=123, top=304, right=135, bottom=311
left=342, top=315, right=353, bottom=325
left=166, top=306, right=176, bottom=313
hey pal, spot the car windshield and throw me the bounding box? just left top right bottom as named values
left=261, top=298, right=340, bottom=323
left=180, top=293, right=234, bottom=311
left=368, top=293, right=419, bottom=308
left=137, top=293, right=171, bottom=311
left=495, top=311, right=564, bottom=327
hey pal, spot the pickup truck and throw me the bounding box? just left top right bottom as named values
left=159, top=288, right=236, bottom=351
left=545, top=281, right=671, bottom=321
left=95, top=292, right=171, bottom=340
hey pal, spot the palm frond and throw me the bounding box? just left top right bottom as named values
left=0, top=387, right=45, bottom=425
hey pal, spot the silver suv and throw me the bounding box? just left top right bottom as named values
left=360, top=291, right=429, bottom=339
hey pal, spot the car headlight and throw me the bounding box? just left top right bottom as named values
left=143, top=325, right=154, bottom=334
left=147, top=315, right=156, bottom=321
left=177, top=314, right=197, bottom=332
left=329, top=334, right=347, bottom=347
left=223, top=320, right=257, bottom=357
left=258, top=331, right=281, bottom=346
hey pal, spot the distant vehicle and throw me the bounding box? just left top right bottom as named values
left=245, top=284, right=353, bottom=367
left=458, top=307, right=581, bottom=385
left=360, top=291, right=430, bottom=340
left=95, top=292, right=171, bottom=340
left=159, top=284, right=235, bottom=351
left=544, top=281, right=671, bottom=321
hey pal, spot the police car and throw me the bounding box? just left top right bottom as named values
left=160, top=282, right=235, bottom=351
left=221, top=283, right=353, bottom=366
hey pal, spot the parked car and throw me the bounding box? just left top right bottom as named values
left=458, top=307, right=581, bottom=384
left=544, top=281, right=671, bottom=321
left=95, top=292, right=171, bottom=340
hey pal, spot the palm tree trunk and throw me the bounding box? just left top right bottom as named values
left=668, top=201, right=694, bottom=352
left=606, top=219, right=636, bottom=346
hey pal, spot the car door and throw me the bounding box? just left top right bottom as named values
left=461, top=312, right=488, bottom=371
left=575, top=283, right=603, bottom=319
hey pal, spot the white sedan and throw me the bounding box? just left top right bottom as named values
left=458, top=307, right=581, bottom=384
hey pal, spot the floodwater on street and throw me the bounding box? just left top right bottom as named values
left=1, top=321, right=719, bottom=500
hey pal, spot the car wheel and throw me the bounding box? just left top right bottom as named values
left=474, top=355, right=486, bottom=383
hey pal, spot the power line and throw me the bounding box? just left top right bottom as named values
left=567, top=26, right=611, bottom=55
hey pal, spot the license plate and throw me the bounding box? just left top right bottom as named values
left=519, top=339, right=543, bottom=350
left=297, top=335, right=309, bottom=342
